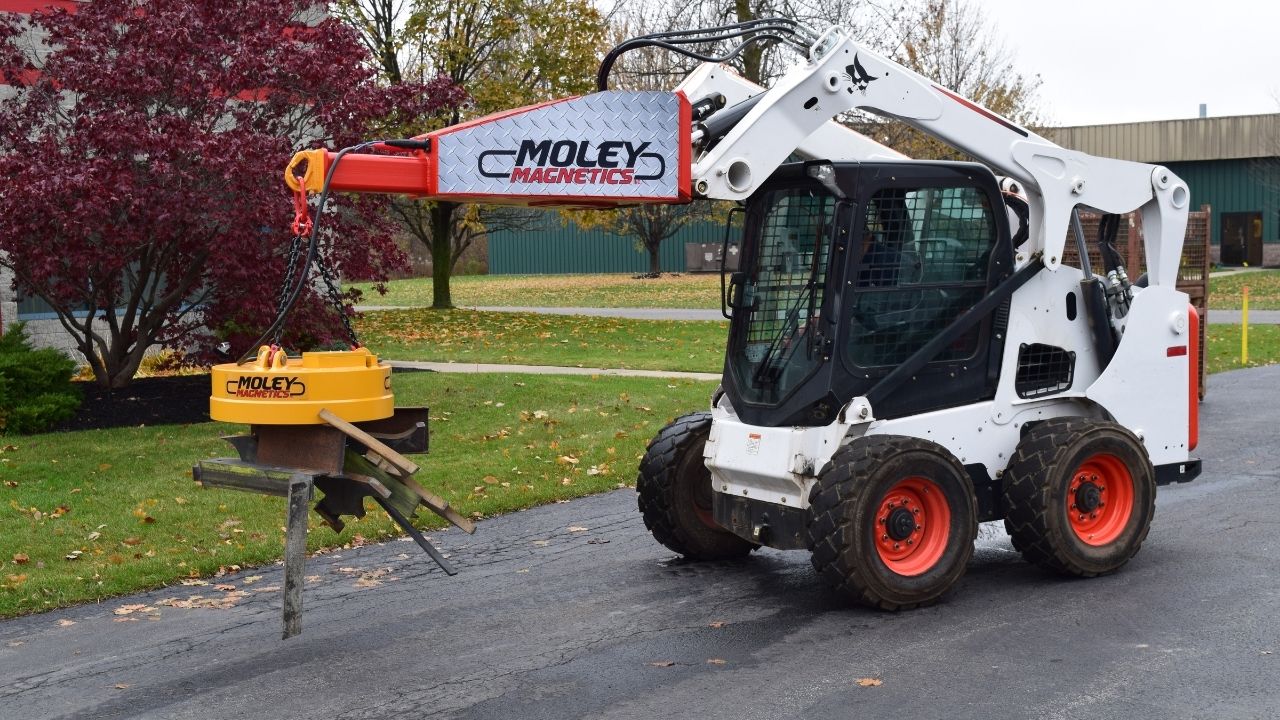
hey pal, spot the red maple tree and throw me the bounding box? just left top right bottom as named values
left=0, top=0, right=464, bottom=387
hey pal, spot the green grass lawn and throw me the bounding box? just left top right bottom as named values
left=1204, top=323, right=1280, bottom=374
left=0, top=372, right=714, bottom=617
left=356, top=308, right=728, bottom=373
left=1209, top=269, right=1280, bottom=310
left=354, top=273, right=723, bottom=309
left=2, top=312, right=1275, bottom=619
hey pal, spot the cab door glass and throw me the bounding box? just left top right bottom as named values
left=730, top=187, right=835, bottom=405
left=846, top=185, right=995, bottom=369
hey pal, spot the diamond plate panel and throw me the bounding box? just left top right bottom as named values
left=436, top=91, right=682, bottom=200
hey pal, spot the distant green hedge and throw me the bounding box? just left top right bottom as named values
left=0, top=323, right=81, bottom=433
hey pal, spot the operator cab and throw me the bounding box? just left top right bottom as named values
left=722, top=160, right=1016, bottom=427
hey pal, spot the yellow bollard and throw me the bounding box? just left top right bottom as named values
left=1242, top=285, right=1249, bottom=365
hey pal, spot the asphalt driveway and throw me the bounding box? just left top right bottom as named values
left=2, top=367, right=1277, bottom=720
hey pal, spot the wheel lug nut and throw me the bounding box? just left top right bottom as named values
left=1070, top=503, right=1077, bottom=510
left=1078, top=514, right=1086, bottom=521
left=913, top=508, right=920, bottom=514
left=1090, top=513, right=1097, bottom=519
left=881, top=534, right=888, bottom=541
left=893, top=543, right=900, bottom=550
left=906, top=539, right=913, bottom=545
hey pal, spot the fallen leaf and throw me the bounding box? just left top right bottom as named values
left=114, top=683, right=129, bottom=690
left=64, top=550, right=83, bottom=561
left=87, top=532, right=101, bottom=541
left=567, top=526, right=589, bottom=533
left=6, top=640, right=23, bottom=647
left=856, top=678, right=883, bottom=687
left=706, top=658, right=727, bottom=665
left=531, top=540, right=550, bottom=547
left=12, top=553, right=28, bottom=564
left=121, top=537, right=142, bottom=546
left=482, top=475, right=500, bottom=484
left=113, top=617, right=138, bottom=623
left=180, top=579, right=208, bottom=586
left=709, top=621, right=727, bottom=629
left=114, top=604, right=147, bottom=616
left=557, top=455, right=579, bottom=465
left=2, top=481, right=15, bottom=488
left=648, top=660, right=675, bottom=667
left=587, top=538, right=610, bottom=545
left=214, top=584, right=236, bottom=592
left=56, top=619, right=76, bottom=627
left=242, top=575, right=262, bottom=585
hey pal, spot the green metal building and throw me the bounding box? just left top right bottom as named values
left=1051, top=113, right=1280, bottom=266
left=488, top=214, right=724, bottom=274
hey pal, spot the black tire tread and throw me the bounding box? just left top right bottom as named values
left=1002, top=417, right=1154, bottom=577
left=636, top=412, right=754, bottom=560
left=807, top=435, right=976, bottom=611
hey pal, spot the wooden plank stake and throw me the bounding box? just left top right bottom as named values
left=282, top=474, right=312, bottom=640
left=402, top=475, right=476, bottom=534
left=319, top=408, right=419, bottom=476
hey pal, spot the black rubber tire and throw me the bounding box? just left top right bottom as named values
left=1002, top=417, right=1156, bottom=577
left=807, top=435, right=978, bottom=610
left=636, top=412, right=756, bottom=560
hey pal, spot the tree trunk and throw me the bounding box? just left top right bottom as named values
left=734, top=0, right=764, bottom=84
left=648, top=242, right=662, bottom=274
left=430, top=201, right=457, bottom=309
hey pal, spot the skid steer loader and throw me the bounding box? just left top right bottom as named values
left=271, top=17, right=1200, bottom=610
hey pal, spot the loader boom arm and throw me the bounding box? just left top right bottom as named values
left=285, top=24, right=1190, bottom=286
left=685, top=26, right=1190, bottom=286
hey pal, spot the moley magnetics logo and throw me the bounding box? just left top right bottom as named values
left=477, top=139, right=665, bottom=185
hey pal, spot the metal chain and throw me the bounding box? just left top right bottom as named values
left=272, top=233, right=306, bottom=348
left=313, top=239, right=360, bottom=348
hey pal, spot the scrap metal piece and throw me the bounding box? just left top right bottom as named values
left=283, top=474, right=312, bottom=640
left=374, top=494, right=457, bottom=576
left=354, top=406, right=429, bottom=454
left=253, top=424, right=347, bottom=475
left=194, top=458, right=311, bottom=498
left=222, top=434, right=258, bottom=463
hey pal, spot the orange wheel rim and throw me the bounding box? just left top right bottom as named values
left=874, top=476, right=950, bottom=576
left=1066, top=453, right=1134, bottom=546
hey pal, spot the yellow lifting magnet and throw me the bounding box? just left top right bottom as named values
left=209, top=346, right=393, bottom=425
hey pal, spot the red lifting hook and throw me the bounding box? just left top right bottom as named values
left=291, top=185, right=312, bottom=237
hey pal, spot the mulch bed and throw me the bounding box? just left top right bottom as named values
left=58, top=374, right=211, bottom=432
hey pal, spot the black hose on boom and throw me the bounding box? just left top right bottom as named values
left=596, top=17, right=817, bottom=92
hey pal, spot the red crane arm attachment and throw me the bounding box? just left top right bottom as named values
left=284, top=91, right=692, bottom=208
